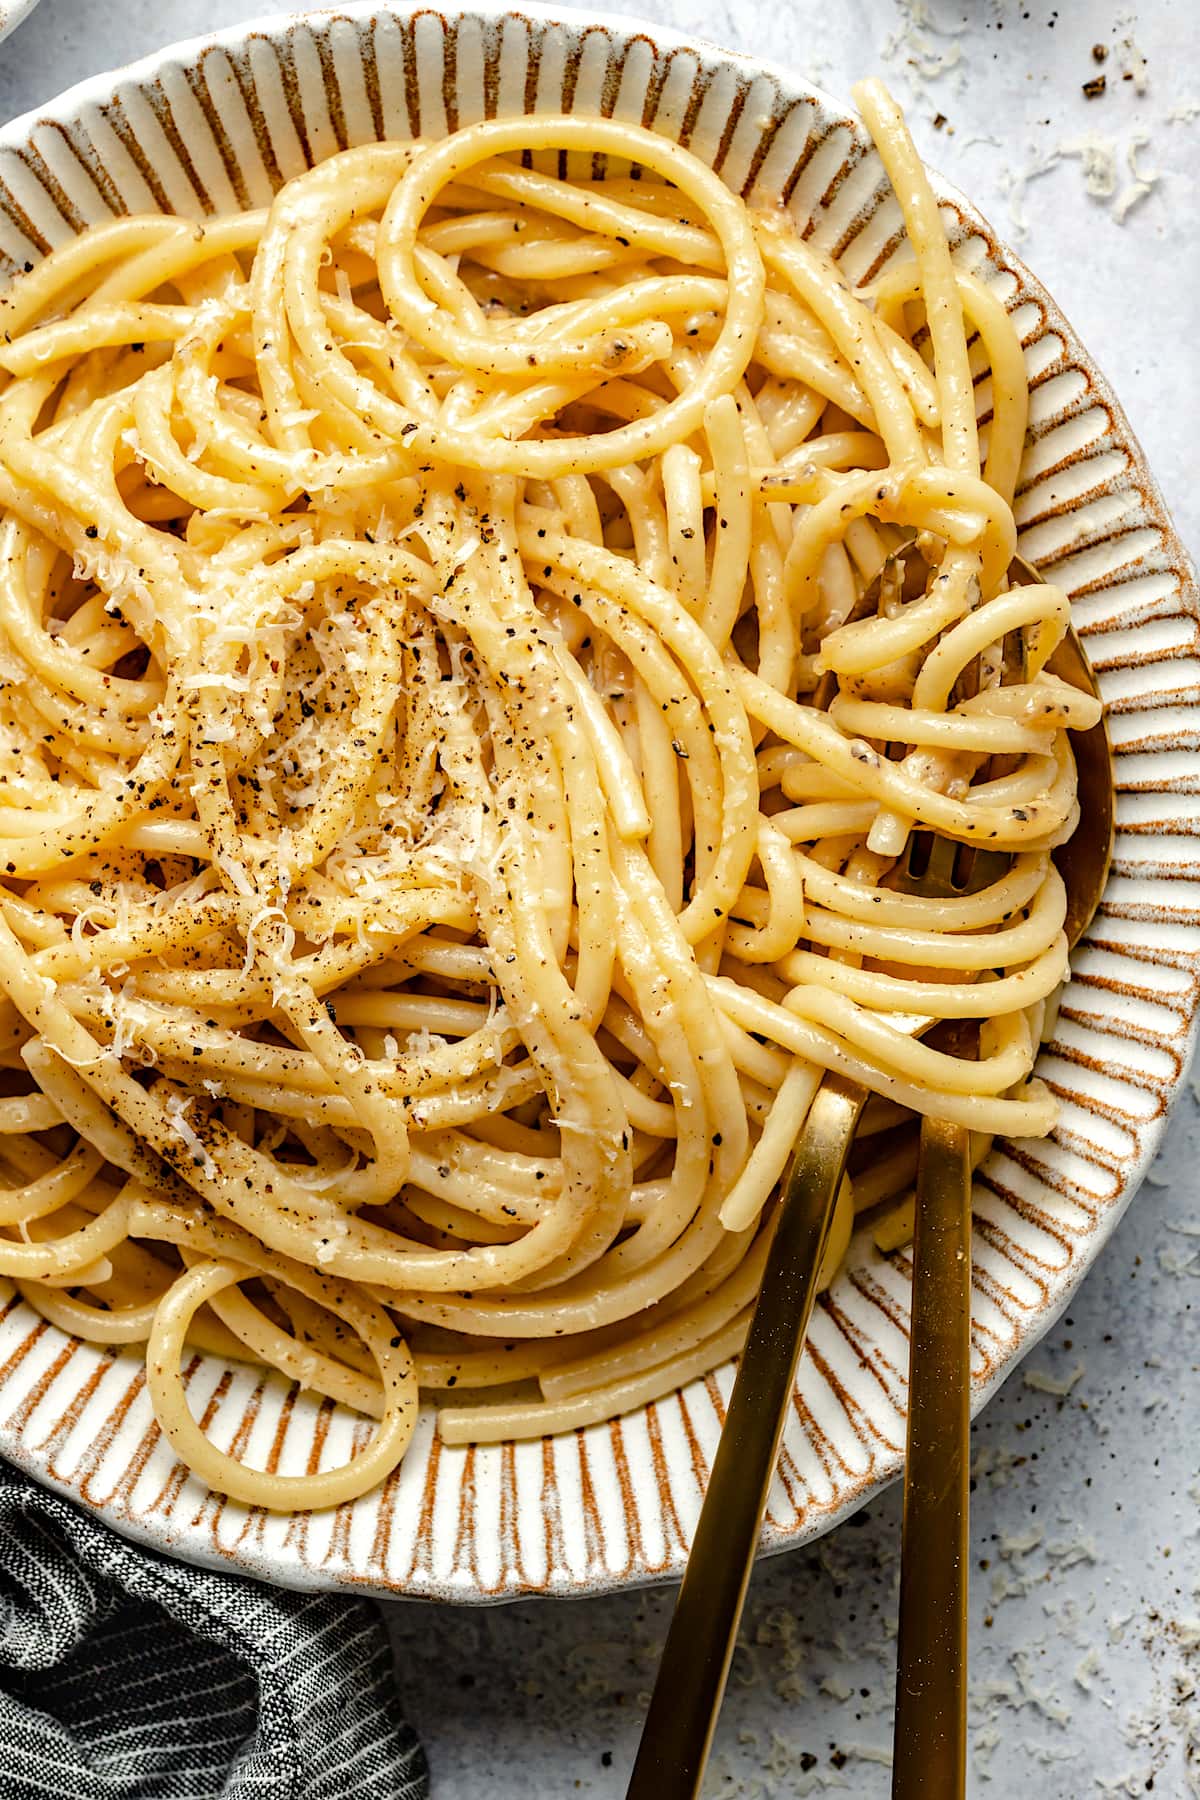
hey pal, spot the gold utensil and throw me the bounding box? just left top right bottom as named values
left=625, top=848, right=996, bottom=1800
left=628, top=553, right=1111, bottom=1800
left=625, top=1066, right=863, bottom=1799
left=890, top=564, right=1113, bottom=1798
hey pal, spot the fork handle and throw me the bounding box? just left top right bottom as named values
left=892, top=1118, right=972, bottom=1799
left=627, top=1073, right=866, bottom=1800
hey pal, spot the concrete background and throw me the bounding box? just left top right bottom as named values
left=2, top=1, right=1196, bottom=1792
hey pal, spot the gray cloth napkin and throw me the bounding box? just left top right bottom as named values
left=0, top=1463, right=428, bottom=1800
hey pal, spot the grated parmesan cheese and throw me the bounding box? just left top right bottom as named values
left=880, top=0, right=967, bottom=108
left=163, top=1094, right=217, bottom=1178
left=1114, top=10, right=1150, bottom=95
left=1075, top=1648, right=1102, bottom=1693
left=1057, top=134, right=1118, bottom=202
left=1111, top=132, right=1161, bottom=222
left=1023, top=1360, right=1085, bottom=1398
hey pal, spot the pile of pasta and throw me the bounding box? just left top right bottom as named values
left=0, top=80, right=1099, bottom=1507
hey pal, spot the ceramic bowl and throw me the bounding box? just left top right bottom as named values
left=0, top=1, right=41, bottom=49
left=0, top=2, right=1195, bottom=1601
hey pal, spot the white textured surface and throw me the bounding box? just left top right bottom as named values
left=1, top=0, right=1197, bottom=1793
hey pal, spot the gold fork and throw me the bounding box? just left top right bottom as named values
left=628, top=558, right=1111, bottom=1800
left=887, top=843, right=993, bottom=1800
left=890, top=579, right=1113, bottom=1799
left=626, top=833, right=1005, bottom=1799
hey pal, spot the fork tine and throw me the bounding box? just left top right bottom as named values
left=813, top=541, right=918, bottom=712
left=967, top=849, right=1008, bottom=891
left=925, top=837, right=959, bottom=892
left=892, top=840, right=1010, bottom=901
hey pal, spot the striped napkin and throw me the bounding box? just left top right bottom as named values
left=0, top=1464, right=428, bottom=1799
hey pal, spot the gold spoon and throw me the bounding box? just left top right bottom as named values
left=627, top=554, right=1112, bottom=1800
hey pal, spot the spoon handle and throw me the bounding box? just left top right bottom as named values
left=627, top=1073, right=865, bottom=1800
left=892, top=1117, right=972, bottom=1800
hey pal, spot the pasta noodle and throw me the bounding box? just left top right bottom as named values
left=0, top=79, right=1099, bottom=1508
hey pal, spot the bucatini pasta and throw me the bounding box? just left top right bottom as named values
left=0, top=80, right=1099, bottom=1509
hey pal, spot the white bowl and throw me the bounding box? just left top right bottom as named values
left=0, top=1, right=41, bottom=49
left=0, top=2, right=1196, bottom=1601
